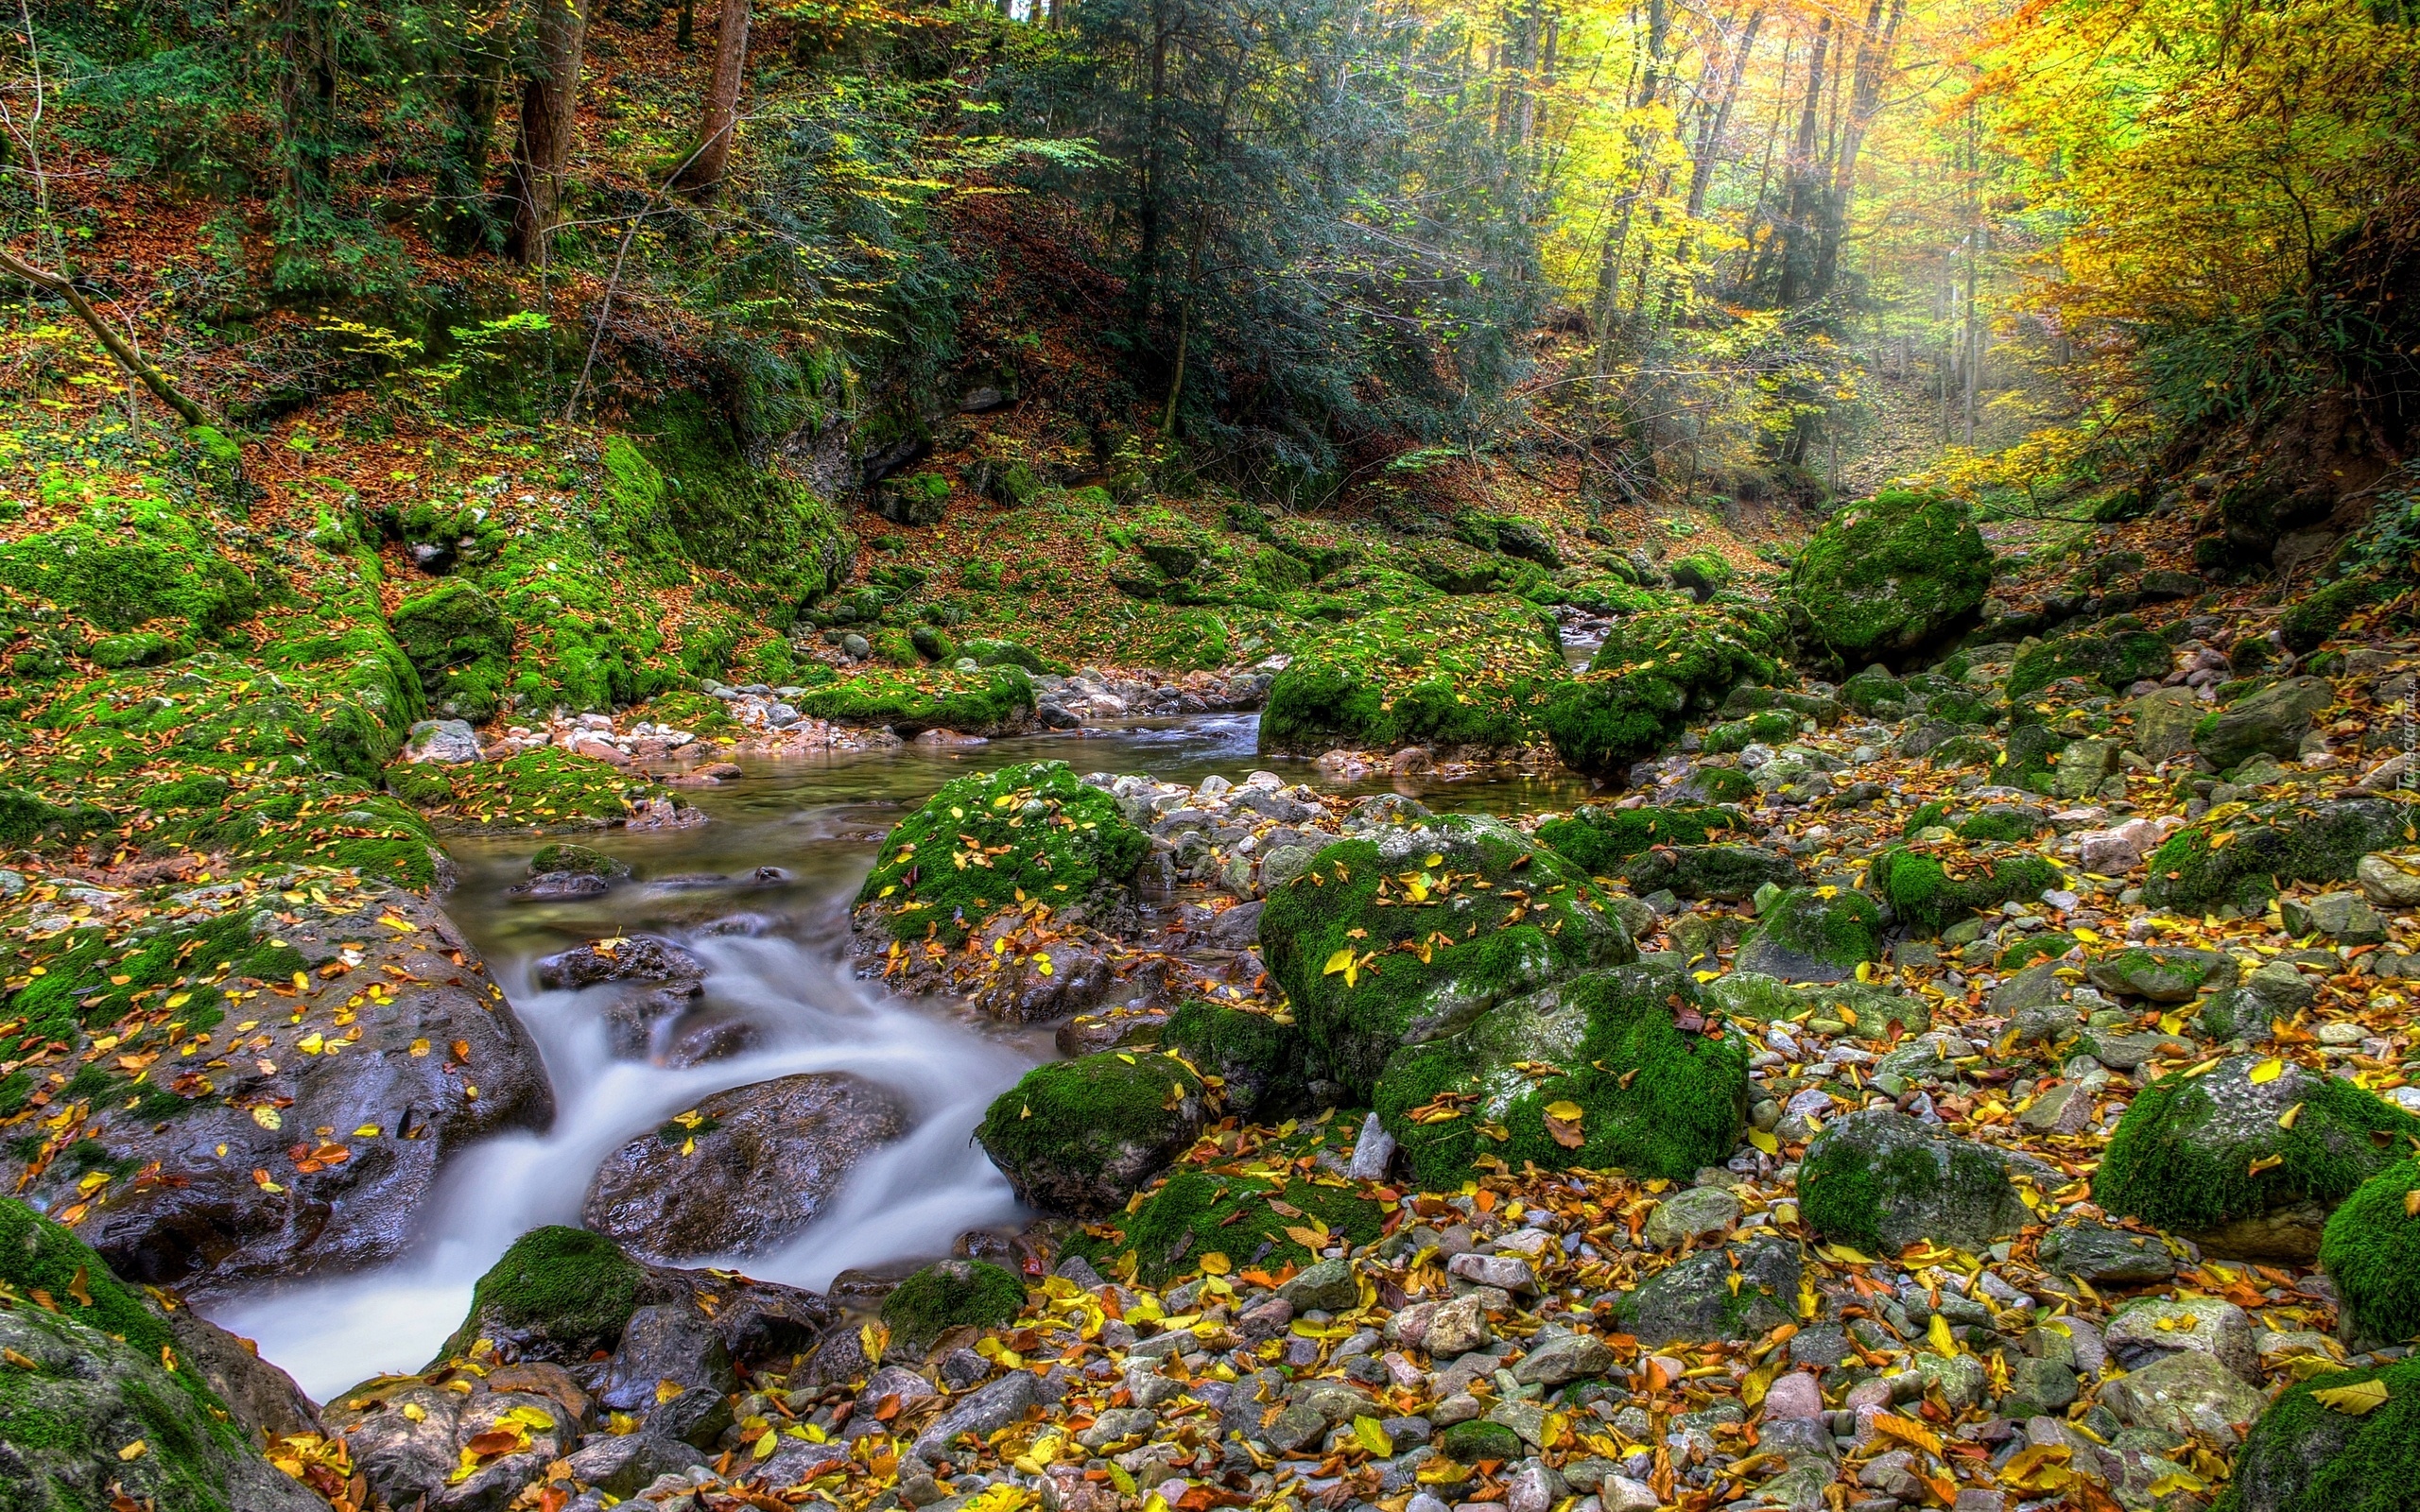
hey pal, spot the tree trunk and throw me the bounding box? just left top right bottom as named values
left=433, top=17, right=510, bottom=254
left=1685, top=7, right=1764, bottom=221
left=1130, top=0, right=1170, bottom=336
left=1772, top=13, right=1829, bottom=307
left=677, top=0, right=695, bottom=49
left=0, top=248, right=214, bottom=428
left=673, top=0, right=751, bottom=196
left=507, top=0, right=593, bottom=265
left=1811, top=0, right=1903, bottom=297
left=273, top=0, right=338, bottom=240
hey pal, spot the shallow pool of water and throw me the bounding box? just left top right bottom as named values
left=209, top=714, right=1599, bottom=1400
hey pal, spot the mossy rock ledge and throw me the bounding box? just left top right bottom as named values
left=975, top=1052, right=1208, bottom=1216
left=1532, top=802, right=1738, bottom=876
left=1258, top=813, right=1635, bottom=1098
left=855, top=761, right=1150, bottom=947
left=1256, top=593, right=1565, bottom=758
left=1373, top=962, right=1751, bottom=1193
left=2096, top=1054, right=2420, bottom=1262
left=0, top=1199, right=326, bottom=1512
left=2140, top=797, right=2411, bottom=916
left=1800, top=1108, right=2056, bottom=1254
left=1789, top=489, right=1993, bottom=666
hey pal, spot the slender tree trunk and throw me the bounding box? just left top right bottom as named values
left=1685, top=6, right=1763, bottom=221
left=273, top=0, right=338, bottom=244
left=673, top=0, right=750, bottom=195
left=434, top=17, right=510, bottom=254
left=1130, top=0, right=1170, bottom=336
left=0, top=248, right=214, bottom=427
left=507, top=0, right=593, bottom=265
left=676, top=0, right=695, bottom=49
left=1772, top=13, right=1829, bottom=307
left=1811, top=0, right=1902, bottom=296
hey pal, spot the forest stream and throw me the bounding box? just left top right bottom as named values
left=208, top=713, right=1598, bottom=1401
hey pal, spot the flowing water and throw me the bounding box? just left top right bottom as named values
left=208, top=713, right=1597, bottom=1401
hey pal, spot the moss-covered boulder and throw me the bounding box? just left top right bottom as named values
left=1734, top=887, right=1883, bottom=983
left=879, top=1259, right=1027, bottom=1355
left=1374, top=963, right=1749, bottom=1193
left=1789, top=490, right=1992, bottom=666
left=1087, top=1168, right=1385, bottom=1284
left=530, top=840, right=629, bottom=878
left=0, top=496, right=260, bottom=638
left=1539, top=604, right=1778, bottom=780
left=2142, top=798, right=2412, bottom=915
left=1532, top=803, right=1738, bottom=876
left=1160, top=1001, right=1310, bottom=1120
left=2213, top=1355, right=2420, bottom=1512
left=800, top=665, right=1038, bottom=738
left=2097, top=1055, right=2420, bottom=1261
left=1257, top=595, right=1565, bottom=757
left=1669, top=552, right=1735, bottom=600
left=2083, top=946, right=2238, bottom=1003
left=438, top=1225, right=648, bottom=1364
left=2006, top=629, right=2171, bottom=702
left=1620, top=843, right=1803, bottom=902
left=1701, top=973, right=1930, bottom=1039
left=0, top=1201, right=325, bottom=1512
left=856, top=762, right=1149, bottom=947
left=1865, top=847, right=2062, bottom=935
left=1260, top=814, right=1634, bottom=1097
left=2192, top=676, right=2333, bottom=770
left=2321, top=1161, right=2420, bottom=1350
left=1801, top=1108, right=2051, bottom=1254
left=1611, top=1239, right=1801, bottom=1347
left=975, top=1051, right=1208, bottom=1216
left=389, top=577, right=514, bottom=723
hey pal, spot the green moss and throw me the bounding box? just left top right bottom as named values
left=1800, top=1132, right=2007, bottom=1253
left=2322, top=1161, right=2420, bottom=1346
left=1741, top=887, right=1884, bottom=971
left=856, top=761, right=1147, bottom=946
left=437, top=1225, right=645, bottom=1365
left=1668, top=553, right=1735, bottom=598
left=2142, top=799, right=2413, bottom=913
left=0, top=785, right=115, bottom=849
left=1541, top=605, right=1778, bottom=779
left=421, top=746, right=668, bottom=829
left=1900, top=799, right=1948, bottom=837
left=1260, top=816, right=1633, bottom=1097
left=5, top=908, right=302, bottom=1059
left=1789, top=490, right=1993, bottom=663
left=2213, top=1357, right=2420, bottom=1512
left=1685, top=766, right=1757, bottom=804
left=1258, top=594, right=1565, bottom=756
left=1161, top=1001, right=1309, bottom=1119
left=389, top=579, right=514, bottom=723
left=0, top=497, right=259, bottom=636
left=959, top=638, right=1059, bottom=674
left=531, top=841, right=628, bottom=878
left=879, top=1259, right=1027, bottom=1353
left=974, top=1051, right=1204, bottom=1212
left=1533, top=804, right=1736, bottom=876
left=1621, top=844, right=1801, bottom=902
left=1996, top=935, right=2068, bottom=971
left=385, top=760, right=458, bottom=806
left=1087, top=1169, right=1383, bottom=1283
left=89, top=630, right=183, bottom=669
left=1839, top=668, right=1905, bottom=714
left=1374, top=965, right=1750, bottom=1192
left=2098, top=1060, right=2420, bottom=1236
left=1866, top=848, right=2060, bottom=935
left=1438, top=1420, right=1524, bottom=1466
left=0, top=1199, right=231, bottom=1421
left=623, top=394, right=855, bottom=616
left=2006, top=631, right=2170, bottom=702
left=2280, top=576, right=2393, bottom=656
left=798, top=665, right=1036, bottom=737
left=1954, top=812, right=2033, bottom=843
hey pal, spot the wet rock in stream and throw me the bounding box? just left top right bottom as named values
left=582, top=1072, right=908, bottom=1261
left=19, top=882, right=555, bottom=1297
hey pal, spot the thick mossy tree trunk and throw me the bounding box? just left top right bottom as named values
left=507, top=0, right=595, bottom=265
left=672, top=0, right=751, bottom=196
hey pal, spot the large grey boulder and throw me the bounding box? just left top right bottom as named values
left=2193, top=677, right=2331, bottom=770
left=583, top=1073, right=907, bottom=1261
left=1611, top=1241, right=1800, bottom=1347
left=1800, top=1108, right=2055, bottom=1253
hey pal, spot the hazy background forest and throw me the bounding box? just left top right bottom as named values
left=6, top=0, right=2414, bottom=530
